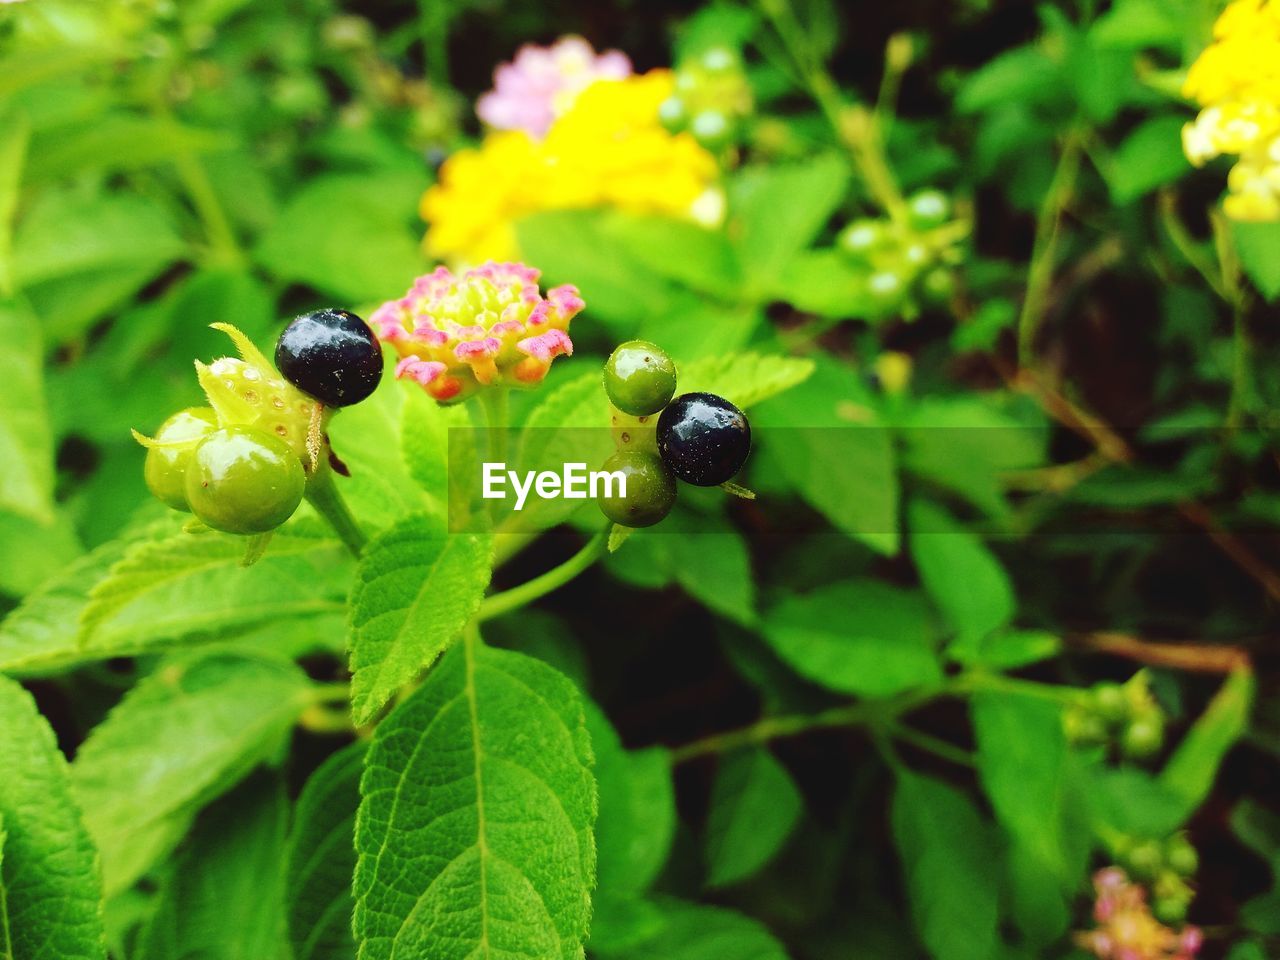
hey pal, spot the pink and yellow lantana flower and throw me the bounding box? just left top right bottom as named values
left=1182, top=0, right=1280, bottom=220
left=371, top=262, right=583, bottom=403
left=476, top=35, right=632, bottom=139
left=1075, top=868, right=1203, bottom=960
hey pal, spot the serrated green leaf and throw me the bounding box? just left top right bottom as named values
left=71, top=648, right=314, bottom=896
left=752, top=356, right=898, bottom=554
left=0, top=297, right=55, bottom=524
left=136, top=774, right=289, bottom=960
left=1159, top=667, right=1255, bottom=820
left=0, top=112, right=30, bottom=296
left=285, top=742, right=365, bottom=960
left=705, top=748, right=802, bottom=888
left=0, top=537, right=129, bottom=674
left=0, top=674, right=107, bottom=960
left=730, top=154, right=849, bottom=289
left=892, top=772, right=999, bottom=960
left=348, top=516, right=492, bottom=725
left=78, top=522, right=352, bottom=657
left=679, top=352, right=815, bottom=410
left=255, top=173, right=426, bottom=303
left=603, top=212, right=742, bottom=300
left=762, top=581, right=940, bottom=697
left=1232, top=220, right=1280, bottom=301
left=329, top=378, right=435, bottom=534
left=909, top=499, right=1014, bottom=646
left=354, top=637, right=597, bottom=960
left=593, top=898, right=789, bottom=960
left=586, top=702, right=674, bottom=899
left=1106, top=115, right=1190, bottom=204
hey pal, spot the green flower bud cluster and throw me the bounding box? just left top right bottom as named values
left=1115, top=833, right=1199, bottom=924
left=1065, top=670, right=1166, bottom=759
left=658, top=46, right=753, bottom=151
left=836, top=189, right=968, bottom=319
left=598, top=340, right=752, bottom=528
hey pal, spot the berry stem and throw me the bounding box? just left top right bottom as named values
left=477, top=524, right=610, bottom=622
left=305, top=462, right=368, bottom=557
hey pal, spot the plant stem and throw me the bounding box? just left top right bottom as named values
left=477, top=387, right=509, bottom=465
left=477, top=525, right=610, bottom=622
left=888, top=722, right=976, bottom=768
left=1017, top=123, right=1085, bottom=369
left=305, top=464, right=368, bottom=557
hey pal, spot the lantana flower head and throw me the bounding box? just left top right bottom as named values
left=422, top=70, right=720, bottom=263
left=371, top=262, right=583, bottom=403
left=1074, top=868, right=1203, bottom=960
left=1182, top=0, right=1280, bottom=219
left=477, top=35, right=632, bottom=139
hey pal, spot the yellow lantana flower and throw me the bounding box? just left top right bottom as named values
left=421, top=70, right=720, bottom=264
left=1182, top=0, right=1280, bottom=220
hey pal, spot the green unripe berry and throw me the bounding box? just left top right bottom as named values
left=597, top=450, right=676, bottom=528
left=908, top=189, right=951, bottom=229
left=1093, top=682, right=1129, bottom=725
left=186, top=426, right=306, bottom=534
left=1064, top=706, right=1108, bottom=745
left=603, top=340, right=677, bottom=416
left=690, top=109, right=732, bottom=149
left=1125, top=839, right=1164, bottom=880
left=1122, top=715, right=1164, bottom=758
left=700, top=46, right=736, bottom=75
left=1153, top=896, right=1188, bottom=926
left=920, top=266, right=956, bottom=304
left=611, top=406, right=659, bottom=454
left=144, top=407, right=219, bottom=512
left=1166, top=836, right=1199, bottom=876
left=838, top=219, right=888, bottom=261
left=867, top=270, right=906, bottom=305
left=658, top=95, right=688, bottom=133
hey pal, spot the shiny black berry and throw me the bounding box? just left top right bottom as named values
left=656, top=392, right=750, bottom=487
left=275, top=308, right=382, bottom=408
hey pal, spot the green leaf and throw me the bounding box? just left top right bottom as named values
left=329, top=378, right=435, bottom=534
left=0, top=674, right=107, bottom=960
left=952, top=629, right=1061, bottom=670
left=772, top=249, right=874, bottom=319
left=909, top=499, right=1014, bottom=646
left=136, top=774, right=290, bottom=960
left=255, top=172, right=426, bottom=303
left=78, top=521, right=352, bottom=657
left=603, top=212, right=742, bottom=300
left=957, top=46, right=1064, bottom=114
left=891, top=771, right=999, bottom=960
left=678, top=352, right=815, bottom=410
left=0, top=297, right=55, bottom=523
left=761, top=581, right=941, bottom=697
left=1106, top=115, right=1190, bottom=204
left=285, top=742, right=365, bottom=960
left=705, top=748, right=803, bottom=888
left=0, top=112, right=30, bottom=295
left=972, top=694, right=1081, bottom=943
left=28, top=114, right=232, bottom=185
left=354, top=638, right=597, bottom=960
left=71, top=647, right=314, bottom=896
left=347, top=517, right=492, bottom=725
left=593, top=898, right=789, bottom=960
left=0, top=508, right=82, bottom=599
left=517, top=210, right=679, bottom=331
left=1091, top=0, right=1184, bottom=49
left=1159, top=668, right=1255, bottom=820
left=730, top=154, right=850, bottom=289
left=753, top=356, right=898, bottom=554
left=587, top=703, right=674, bottom=896
left=0, top=537, right=128, bottom=674
left=1087, top=767, right=1189, bottom=837
left=1233, top=220, right=1280, bottom=301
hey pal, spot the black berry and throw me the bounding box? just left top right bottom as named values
left=275, top=308, right=382, bottom=407
left=656, top=392, right=750, bottom=487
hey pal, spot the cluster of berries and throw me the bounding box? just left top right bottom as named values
left=137, top=310, right=382, bottom=535
left=597, top=340, right=751, bottom=528
left=837, top=189, right=965, bottom=319
left=657, top=46, right=752, bottom=151
left=1065, top=671, right=1166, bottom=760
left=1114, top=834, right=1200, bottom=925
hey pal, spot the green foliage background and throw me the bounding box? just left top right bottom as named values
left=1, top=0, right=1278, bottom=958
